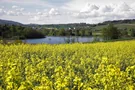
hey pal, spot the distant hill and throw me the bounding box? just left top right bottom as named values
left=0, top=19, right=23, bottom=26
left=98, top=19, right=135, bottom=25
left=0, top=19, right=135, bottom=30
left=26, top=19, right=135, bottom=29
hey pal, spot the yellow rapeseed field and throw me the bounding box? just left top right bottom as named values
left=0, top=41, right=135, bottom=90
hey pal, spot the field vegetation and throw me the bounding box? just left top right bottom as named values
left=0, top=40, right=135, bottom=89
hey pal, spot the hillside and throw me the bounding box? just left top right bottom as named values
left=94, top=24, right=135, bottom=30
left=0, top=19, right=135, bottom=30
left=0, top=19, right=23, bottom=26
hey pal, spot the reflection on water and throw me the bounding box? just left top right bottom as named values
left=22, top=36, right=101, bottom=44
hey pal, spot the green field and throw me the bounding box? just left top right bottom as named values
left=93, top=24, right=135, bottom=30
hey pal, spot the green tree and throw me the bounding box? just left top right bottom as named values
left=65, top=30, right=72, bottom=36
left=2, top=25, right=10, bottom=38
left=75, top=30, right=80, bottom=36
left=0, top=25, right=2, bottom=37
left=79, top=30, right=85, bottom=36
left=57, top=28, right=65, bottom=36
left=48, top=29, right=56, bottom=36
left=85, top=30, right=92, bottom=36
left=128, top=29, right=135, bottom=37
left=120, top=29, right=128, bottom=37
left=102, top=24, right=120, bottom=40
left=24, top=28, right=44, bottom=39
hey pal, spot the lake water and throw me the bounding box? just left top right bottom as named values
left=22, top=36, right=101, bottom=44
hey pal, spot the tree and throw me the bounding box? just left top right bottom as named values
left=85, top=30, right=92, bottom=36
left=65, top=30, right=72, bottom=36
left=57, top=28, right=65, bottom=36
left=75, top=30, right=80, bottom=36
left=128, top=29, right=135, bottom=37
left=79, top=30, right=85, bottom=36
left=2, top=25, right=10, bottom=38
left=102, top=24, right=120, bottom=40
left=120, top=29, right=128, bottom=37
left=48, top=29, right=56, bottom=36
left=0, top=25, right=2, bottom=36
left=24, top=27, right=45, bottom=39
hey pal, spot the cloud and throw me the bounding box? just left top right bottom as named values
left=16, top=8, right=25, bottom=11
left=80, top=3, right=99, bottom=13
left=37, top=12, right=42, bottom=15
left=0, top=5, right=25, bottom=16
left=29, top=16, right=41, bottom=21
left=6, top=11, right=16, bottom=16
left=49, top=8, right=60, bottom=15
left=1, top=1, right=135, bottom=24
left=30, top=8, right=61, bottom=22
left=45, top=0, right=71, bottom=5
left=0, top=8, right=6, bottom=15
left=0, top=8, right=24, bottom=16
left=12, top=5, right=18, bottom=9
left=116, top=2, right=131, bottom=12
left=74, top=2, right=135, bottom=22
left=6, top=10, right=23, bottom=16
left=131, top=3, right=135, bottom=10
left=99, top=5, right=113, bottom=13
left=11, top=5, right=25, bottom=12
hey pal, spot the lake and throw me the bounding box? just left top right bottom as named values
left=22, top=36, right=101, bottom=44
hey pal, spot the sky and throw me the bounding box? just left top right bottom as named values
left=0, top=0, right=135, bottom=24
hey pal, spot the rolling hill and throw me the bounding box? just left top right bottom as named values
left=0, top=19, right=135, bottom=30
left=0, top=19, right=23, bottom=26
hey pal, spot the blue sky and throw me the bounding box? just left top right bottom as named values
left=0, top=0, right=135, bottom=24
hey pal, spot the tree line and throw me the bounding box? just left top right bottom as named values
left=0, top=24, right=93, bottom=40
left=0, top=25, right=45, bottom=39
left=41, top=28, right=92, bottom=36
left=102, top=24, right=135, bottom=40
left=1, top=24, right=135, bottom=41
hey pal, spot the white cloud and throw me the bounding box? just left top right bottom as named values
left=6, top=11, right=16, bottom=16
left=30, top=16, right=41, bottom=21
left=16, top=8, right=24, bottom=11
left=98, top=5, right=113, bottom=13
left=74, top=2, right=135, bottom=22
left=131, top=3, right=135, bottom=10
left=0, top=8, right=6, bottom=15
left=12, top=5, right=18, bottom=9
left=1, top=1, right=135, bottom=24
left=80, top=3, right=99, bottom=13
left=11, top=5, right=25, bottom=12
left=113, top=2, right=131, bottom=12
left=37, top=12, right=42, bottom=15
left=30, top=8, right=61, bottom=22
left=1, top=6, right=26, bottom=16
left=63, top=0, right=88, bottom=11
left=49, top=8, right=60, bottom=15
left=5, top=9, right=25, bottom=16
